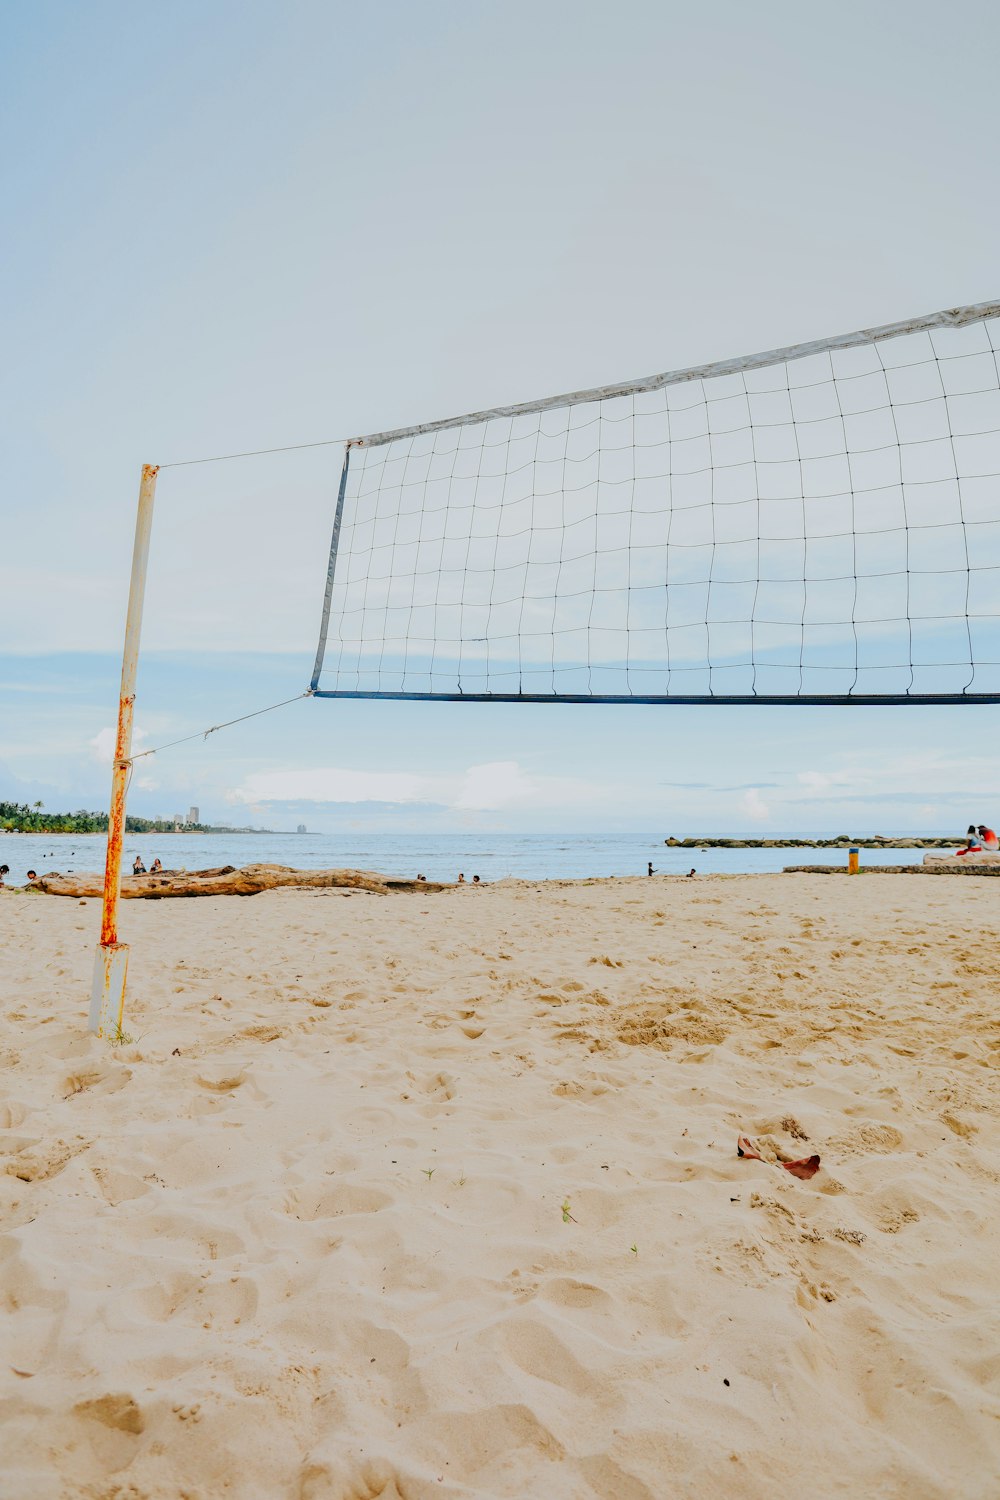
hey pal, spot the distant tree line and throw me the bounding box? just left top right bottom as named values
left=0, top=802, right=208, bottom=834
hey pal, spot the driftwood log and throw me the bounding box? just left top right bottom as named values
left=32, top=863, right=448, bottom=898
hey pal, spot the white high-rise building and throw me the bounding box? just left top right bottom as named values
left=187, top=806, right=200, bottom=826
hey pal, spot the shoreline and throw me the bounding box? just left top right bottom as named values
left=666, top=836, right=958, bottom=849
left=0, top=829, right=277, bottom=836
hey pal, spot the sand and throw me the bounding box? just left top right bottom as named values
left=1, top=873, right=998, bottom=1499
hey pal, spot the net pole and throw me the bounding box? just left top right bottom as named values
left=89, top=462, right=159, bottom=1038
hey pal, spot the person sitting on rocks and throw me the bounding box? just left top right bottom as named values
left=133, top=856, right=147, bottom=874
left=957, top=826, right=982, bottom=857
left=26, top=869, right=38, bottom=883
left=150, top=858, right=163, bottom=873
left=977, top=824, right=998, bottom=851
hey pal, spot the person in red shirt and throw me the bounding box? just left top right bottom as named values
left=978, top=824, right=998, bottom=851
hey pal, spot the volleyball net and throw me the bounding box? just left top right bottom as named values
left=311, top=301, right=1000, bottom=704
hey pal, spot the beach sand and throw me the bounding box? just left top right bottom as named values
left=1, top=874, right=998, bottom=1499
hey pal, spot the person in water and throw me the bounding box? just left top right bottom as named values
left=133, top=856, right=147, bottom=874
left=0, top=865, right=8, bottom=886
left=457, top=873, right=466, bottom=883
left=647, top=862, right=654, bottom=876
left=977, top=823, right=998, bottom=851
left=472, top=874, right=481, bottom=884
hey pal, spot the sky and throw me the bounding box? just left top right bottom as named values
left=3, top=0, right=999, bottom=834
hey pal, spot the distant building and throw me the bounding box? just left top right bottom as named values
left=187, top=806, right=200, bottom=826
left=173, top=813, right=184, bottom=827
left=297, top=823, right=307, bottom=834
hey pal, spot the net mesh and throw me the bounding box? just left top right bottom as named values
left=312, top=308, right=1000, bottom=702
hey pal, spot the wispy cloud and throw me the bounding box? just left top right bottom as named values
left=229, top=761, right=608, bottom=814
left=719, top=781, right=781, bottom=791
left=788, top=790, right=996, bottom=806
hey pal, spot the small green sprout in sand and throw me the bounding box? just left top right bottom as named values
left=630, top=1243, right=638, bottom=1257
left=561, top=1199, right=577, bottom=1224
left=422, top=1168, right=435, bottom=1181
left=108, top=1022, right=134, bottom=1048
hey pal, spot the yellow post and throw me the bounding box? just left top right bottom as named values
left=848, top=847, right=860, bottom=875
left=88, top=463, right=159, bottom=1037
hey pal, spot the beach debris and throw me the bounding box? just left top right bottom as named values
left=30, top=863, right=449, bottom=899
left=737, top=1134, right=821, bottom=1181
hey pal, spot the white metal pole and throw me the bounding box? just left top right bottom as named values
left=89, top=463, right=159, bottom=1037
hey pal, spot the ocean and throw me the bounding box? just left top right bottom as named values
left=0, top=831, right=943, bottom=886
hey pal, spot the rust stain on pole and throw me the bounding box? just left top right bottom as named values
left=90, top=463, right=159, bottom=1035
left=100, top=694, right=135, bottom=946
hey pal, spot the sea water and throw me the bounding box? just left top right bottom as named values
left=0, top=831, right=942, bottom=886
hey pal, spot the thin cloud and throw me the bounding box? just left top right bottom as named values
left=787, top=790, right=997, bottom=806
left=229, top=761, right=608, bottom=814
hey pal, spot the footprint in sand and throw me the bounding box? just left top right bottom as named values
left=419, top=1072, right=456, bottom=1101
left=62, top=1061, right=131, bottom=1098
left=540, top=1277, right=612, bottom=1310
left=302, top=1459, right=412, bottom=1500
left=833, top=1123, right=904, bottom=1154
left=413, top=1403, right=564, bottom=1480
left=5, top=1138, right=83, bottom=1183
left=284, top=1183, right=393, bottom=1221
left=73, top=1392, right=144, bottom=1435
left=91, top=1165, right=150, bottom=1206
left=133, top=1269, right=258, bottom=1326
left=577, top=1455, right=656, bottom=1500
left=503, top=1318, right=599, bottom=1396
